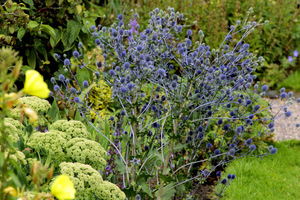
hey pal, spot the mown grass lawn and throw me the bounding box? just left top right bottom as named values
left=214, top=139, right=300, bottom=200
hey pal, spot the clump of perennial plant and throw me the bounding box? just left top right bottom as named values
left=52, top=7, right=300, bottom=199
left=58, top=162, right=126, bottom=200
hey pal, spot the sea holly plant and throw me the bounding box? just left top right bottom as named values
left=51, top=7, right=300, bottom=199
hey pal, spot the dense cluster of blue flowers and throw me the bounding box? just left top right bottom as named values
left=51, top=7, right=300, bottom=199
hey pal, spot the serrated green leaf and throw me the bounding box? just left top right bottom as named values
left=40, top=24, right=56, bottom=39
left=140, top=180, right=153, bottom=198
left=62, top=20, right=81, bottom=51
left=155, top=183, right=176, bottom=200
left=50, top=29, right=61, bottom=48
left=17, top=27, right=25, bottom=41
left=28, top=21, right=39, bottom=30
left=48, top=99, right=61, bottom=120
left=76, top=67, right=90, bottom=88
left=115, top=158, right=126, bottom=174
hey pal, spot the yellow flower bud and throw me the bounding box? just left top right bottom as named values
left=4, top=186, right=18, bottom=197
left=51, top=175, right=76, bottom=200
left=23, top=70, right=50, bottom=98
left=23, top=107, right=38, bottom=122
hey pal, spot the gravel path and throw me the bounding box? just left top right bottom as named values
left=265, top=98, right=300, bottom=141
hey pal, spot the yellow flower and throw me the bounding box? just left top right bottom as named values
left=51, top=174, right=76, bottom=200
left=4, top=186, right=18, bottom=197
left=23, top=70, right=50, bottom=98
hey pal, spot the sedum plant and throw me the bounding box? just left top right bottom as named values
left=27, top=120, right=107, bottom=170
left=48, top=119, right=91, bottom=140
left=58, top=162, right=126, bottom=200
left=52, top=7, right=300, bottom=199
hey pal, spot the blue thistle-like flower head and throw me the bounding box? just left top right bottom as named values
left=249, top=144, right=256, bottom=151
left=83, top=80, right=89, bottom=88
left=95, top=39, right=100, bottom=45
left=253, top=105, right=261, bottom=112
left=120, top=87, right=128, bottom=93
left=186, top=39, right=192, bottom=46
left=171, top=80, right=178, bottom=89
left=187, top=29, right=192, bottom=36
left=285, top=111, right=292, bottom=117
left=50, top=77, right=55, bottom=83
left=206, top=143, right=212, bottom=149
left=54, top=85, right=60, bottom=91
left=90, top=25, right=96, bottom=31
left=64, top=59, right=70, bottom=66
left=245, top=138, right=253, bottom=146
left=268, top=122, right=274, bottom=129
left=117, top=14, right=123, bottom=21
left=74, top=97, right=81, bottom=103
left=270, top=148, right=277, bottom=154
left=280, top=92, right=287, bottom=99
left=214, top=149, right=220, bottom=155
left=69, top=87, right=78, bottom=94
left=109, top=69, right=115, bottom=76
left=231, top=174, right=236, bottom=179
left=127, top=82, right=135, bottom=90
left=157, top=68, right=166, bottom=77
left=227, top=174, right=232, bottom=179
left=221, top=178, right=227, bottom=185
left=58, top=74, right=65, bottom=81
left=73, top=50, right=80, bottom=58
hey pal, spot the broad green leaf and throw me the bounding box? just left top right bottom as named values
left=28, top=21, right=39, bottom=30
left=40, top=24, right=56, bottom=39
left=78, top=82, right=95, bottom=102
left=22, top=0, right=34, bottom=9
left=17, top=27, right=26, bottom=41
left=9, top=26, right=14, bottom=34
left=62, top=20, right=81, bottom=51
left=45, top=0, right=54, bottom=7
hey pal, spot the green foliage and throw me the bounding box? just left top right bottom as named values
left=263, top=54, right=299, bottom=90
left=0, top=0, right=106, bottom=79
left=58, top=162, right=126, bottom=200
left=88, top=79, right=113, bottom=121
left=278, top=70, right=300, bottom=92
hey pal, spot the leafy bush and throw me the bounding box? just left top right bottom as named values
left=0, top=0, right=105, bottom=81
left=52, top=7, right=300, bottom=199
